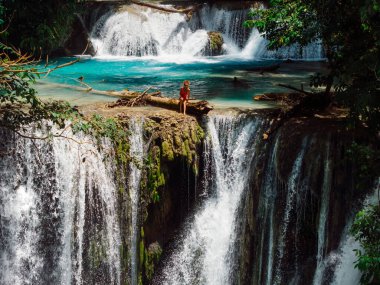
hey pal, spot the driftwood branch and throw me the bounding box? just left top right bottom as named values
left=128, top=86, right=152, bottom=106
left=277, top=83, right=311, bottom=95
left=131, top=0, right=201, bottom=14
left=3, top=125, right=91, bottom=145
left=39, top=79, right=214, bottom=115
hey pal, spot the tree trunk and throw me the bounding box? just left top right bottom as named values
left=143, top=95, right=213, bottom=115
left=130, top=0, right=200, bottom=14
left=44, top=82, right=214, bottom=115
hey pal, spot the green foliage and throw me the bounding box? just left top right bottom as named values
left=0, top=42, right=81, bottom=131
left=161, top=140, right=174, bottom=161
left=244, top=0, right=318, bottom=49
left=146, top=146, right=165, bottom=203
left=144, top=242, right=162, bottom=281
left=72, top=114, right=130, bottom=163
left=1, top=0, right=82, bottom=53
left=137, top=227, right=162, bottom=283
left=347, top=143, right=380, bottom=190
left=351, top=204, right=380, bottom=284
left=245, top=0, right=380, bottom=134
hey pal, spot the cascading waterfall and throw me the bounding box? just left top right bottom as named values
left=90, top=4, right=324, bottom=59
left=0, top=114, right=376, bottom=285
left=0, top=127, right=121, bottom=285
left=321, top=179, right=379, bottom=285
left=313, top=142, right=332, bottom=285
left=157, top=114, right=263, bottom=284
left=128, top=118, right=145, bottom=285
left=90, top=5, right=251, bottom=57
left=254, top=39, right=325, bottom=60
left=272, top=138, right=308, bottom=284
left=261, top=137, right=280, bottom=285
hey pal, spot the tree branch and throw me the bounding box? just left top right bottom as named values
left=130, top=0, right=201, bottom=14
left=277, top=83, right=312, bottom=95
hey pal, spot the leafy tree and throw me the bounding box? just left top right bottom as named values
left=1, top=0, right=81, bottom=54
left=351, top=203, right=380, bottom=284
left=245, top=0, right=380, bottom=133
left=0, top=40, right=79, bottom=130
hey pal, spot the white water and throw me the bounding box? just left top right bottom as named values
left=330, top=179, right=380, bottom=285
left=128, top=118, right=145, bottom=285
left=90, top=4, right=324, bottom=60
left=254, top=39, right=325, bottom=60
left=313, top=142, right=332, bottom=285
left=159, top=115, right=262, bottom=284
left=0, top=127, right=121, bottom=285
left=273, top=139, right=308, bottom=285
left=262, top=137, right=280, bottom=285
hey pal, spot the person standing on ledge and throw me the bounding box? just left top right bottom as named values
left=179, top=80, right=190, bottom=115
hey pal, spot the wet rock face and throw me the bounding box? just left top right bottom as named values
left=62, top=14, right=96, bottom=56
left=117, top=114, right=205, bottom=284
left=235, top=118, right=368, bottom=285
left=140, top=114, right=205, bottom=246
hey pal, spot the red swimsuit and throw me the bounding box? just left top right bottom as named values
left=180, top=87, right=190, bottom=100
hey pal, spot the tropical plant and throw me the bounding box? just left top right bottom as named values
left=245, top=0, right=380, bottom=133
left=1, top=0, right=82, bottom=53
left=351, top=203, right=380, bottom=284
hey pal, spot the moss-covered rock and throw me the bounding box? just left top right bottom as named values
left=204, top=31, right=224, bottom=56
left=162, top=140, right=174, bottom=161
left=88, top=234, right=107, bottom=270
left=143, top=114, right=204, bottom=169
left=144, top=242, right=162, bottom=281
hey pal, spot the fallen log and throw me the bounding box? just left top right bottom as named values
left=130, top=0, right=201, bottom=14
left=109, top=93, right=213, bottom=115
left=146, top=96, right=213, bottom=116
left=39, top=82, right=213, bottom=115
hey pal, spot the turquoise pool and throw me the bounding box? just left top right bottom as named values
left=35, top=56, right=325, bottom=108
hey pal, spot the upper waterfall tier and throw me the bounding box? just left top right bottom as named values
left=89, top=3, right=324, bottom=60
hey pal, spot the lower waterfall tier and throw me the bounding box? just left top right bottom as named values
left=0, top=111, right=374, bottom=285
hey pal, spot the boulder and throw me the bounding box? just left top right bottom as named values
left=204, top=31, right=224, bottom=56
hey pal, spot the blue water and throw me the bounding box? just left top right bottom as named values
left=35, top=56, right=324, bottom=108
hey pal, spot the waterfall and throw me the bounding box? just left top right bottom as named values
left=128, top=118, right=144, bottom=285
left=157, top=114, right=263, bottom=284
left=272, top=138, right=308, bottom=285
left=1, top=116, right=375, bottom=285
left=313, top=142, right=332, bottom=285
left=260, top=137, right=280, bottom=285
left=0, top=127, right=121, bottom=285
left=326, top=179, right=379, bottom=285
left=90, top=4, right=324, bottom=60
left=253, top=39, right=325, bottom=60
left=90, top=4, right=250, bottom=58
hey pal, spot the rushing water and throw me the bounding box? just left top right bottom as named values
left=313, top=142, right=332, bottom=285
left=90, top=5, right=251, bottom=57
left=0, top=113, right=376, bottom=285
left=0, top=127, right=121, bottom=285
left=157, top=114, right=263, bottom=284
left=90, top=4, right=323, bottom=60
